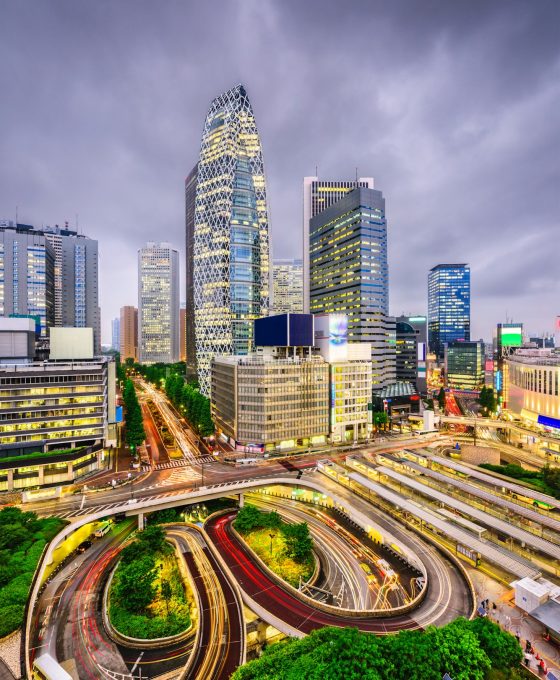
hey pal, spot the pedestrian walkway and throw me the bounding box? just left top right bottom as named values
left=468, top=567, right=560, bottom=678
left=154, top=456, right=216, bottom=470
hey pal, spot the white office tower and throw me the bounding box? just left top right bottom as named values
left=138, top=242, right=180, bottom=364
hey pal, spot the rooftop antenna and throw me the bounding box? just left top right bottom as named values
left=76, top=213, right=79, bottom=233
left=355, top=167, right=358, bottom=183
left=315, top=164, right=318, bottom=177
left=15, top=205, right=18, bottom=224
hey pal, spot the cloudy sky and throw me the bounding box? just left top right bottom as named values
left=1, top=0, right=559, bottom=344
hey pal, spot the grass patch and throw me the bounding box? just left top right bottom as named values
left=480, top=463, right=560, bottom=499
left=245, top=527, right=313, bottom=587
left=0, top=507, right=65, bottom=637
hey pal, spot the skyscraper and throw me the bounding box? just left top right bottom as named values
left=428, top=264, right=470, bottom=358
left=0, top=220, right=100, bottom=350
left=309, top=186, right=396, bottom=390
left=111, top=317, right=120, bottom=352
left=185, top=162, right=198, bottom=380
left=192, top=84, right=270, bottom=395
left=303, top=176, right=373, bottom=313
left=138, top=243, right=179, bottom=364
left=43, top=224, right=100, bottom=352
left=0, top=221, right=55, bottom=335
left=272, top=258, right=303, bottom=314
left=180, top=305, right=186, bottom=362
left=120, top=305, right=138, bottom=361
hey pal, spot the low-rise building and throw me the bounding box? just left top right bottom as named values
left=212, top=348, right=329, bottom=453
left=0, top=325, right=116, bottom=493
left=212, top=313, right=373, bottom=451
left=506, top=349, right=560, bottom=431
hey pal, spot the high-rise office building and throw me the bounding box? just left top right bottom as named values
left=111, top=317, right=120, bottom=352
left=138, top=243, right=179, bottom=364
left=180, top=305, right=186, bottom=362
left=0, top=221, right=55, bottom=335
left=445, top=340, right=484, bottom=391
left=396, top=315, right=427, bottom=393
left=272, top=258, right=303, bottom=314
left=303, top=176, right=373, bottom=313
left=428, top=264, right=470, bottom=358
left=43, top=224, right=100, bottom=352
left=192, top=84, right=270, bottom=395
left=120, top=305, right=138, bottom=361
left=309, top=186, right=396, bottom=390
left=185, top=163, right=198, bottom=379
left=0, top=220, right=100, bottom=349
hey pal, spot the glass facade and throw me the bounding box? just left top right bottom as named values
left=74, top=243, right=86, bottom=327
left=428, top=264, right=470, bottom=358
left=445, top=341, right=484, bottom=391
left=193, top=84, right=270, bottom=396
left=309, top=187, right=395, bottom=390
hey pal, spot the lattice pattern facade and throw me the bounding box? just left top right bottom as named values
left=193, top=84, right=270, bottom=395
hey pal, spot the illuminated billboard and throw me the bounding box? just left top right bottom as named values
left=500, top=326, right=522, bottom=347
left=314, top=313, right=348, bottom=362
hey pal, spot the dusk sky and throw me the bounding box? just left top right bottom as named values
left=1, top=0, right=558, bottom=344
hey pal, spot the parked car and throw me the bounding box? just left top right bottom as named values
left=76, top=539, right=93, bottom=553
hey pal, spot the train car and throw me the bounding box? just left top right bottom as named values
left=33, top=653, right=73, bottom=680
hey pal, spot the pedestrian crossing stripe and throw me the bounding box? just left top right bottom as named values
left=154, top=456, right=216, bottom=470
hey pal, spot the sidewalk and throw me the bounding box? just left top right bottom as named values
left=468, top=567, right=560, bottom=676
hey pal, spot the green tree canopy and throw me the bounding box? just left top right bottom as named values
left=232, top=620, right=520, bottom=680
left=113, top=554, right=157, bottom=614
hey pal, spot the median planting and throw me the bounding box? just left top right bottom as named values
left=234, top=504, right=314, bottom=587
left=108, top=525, right=191, bottom=639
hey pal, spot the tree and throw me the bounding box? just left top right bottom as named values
left=114, top=555, right=157, bottom=613
left=234, top=504, right=265, bottom=534
left=437, top=387, right=446, bottom=409
left=123, top=378, right=146, bottom=450
left=478, top=386, right=497, bottom=415
left=467, top=617, right=522, bottom=669
left=372, top=411, right=388, bottom=433
left=140, top=525, right=167, bottom=553
left=283, top=522, right=313, bottom=563
left=160, top=578, right=172, bottom=617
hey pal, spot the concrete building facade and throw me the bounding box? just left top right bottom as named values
left=138, top=243, right=180, bottom=364
left=120, top=306, right=138, bottom=361
left=271, top=258, right=303, bottom=315
left=212, top=349, right=329, bottom=453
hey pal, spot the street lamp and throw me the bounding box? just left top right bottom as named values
left=269, top=532, right=276, bottom=556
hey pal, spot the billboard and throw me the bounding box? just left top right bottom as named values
left=314, top=313, right=348, bottom=362
left=499, top=325, right=522, bottom=347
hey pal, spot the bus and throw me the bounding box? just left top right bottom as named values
left=94, top=520, right=111, bottom=538
left=33, top=653, right=73, bottom=680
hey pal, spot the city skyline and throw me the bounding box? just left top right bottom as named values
left=1, top=1, right=557, bottom=345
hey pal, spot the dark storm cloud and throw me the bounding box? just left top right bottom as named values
left=0, top=0, right=558, bottom=342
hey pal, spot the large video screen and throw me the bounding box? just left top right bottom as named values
left=500, top=326, right=522, bottom=347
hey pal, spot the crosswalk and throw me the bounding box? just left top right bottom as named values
left=155, top=456, right=216, bottom=470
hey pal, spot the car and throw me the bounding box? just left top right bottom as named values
left=76, top=539, right=92, bottom=553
